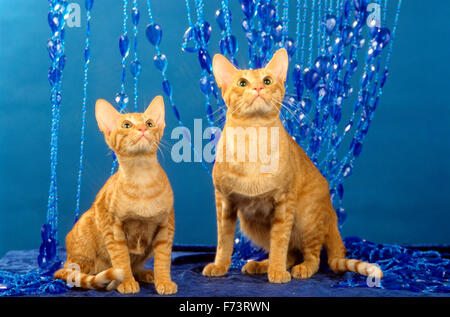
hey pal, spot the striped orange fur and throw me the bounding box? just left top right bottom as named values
left=202, top=49, right=383, bottom=283
left=54, top=96, right=177, bottom=295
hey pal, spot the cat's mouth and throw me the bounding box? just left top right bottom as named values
left=251, top=95, right=266, bottom=104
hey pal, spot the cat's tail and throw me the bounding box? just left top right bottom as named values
left=325, top=223, right=383, bottom=279
left=54, top=265, right=124, bottom=290
left=328, top=258, right=383, bottom=278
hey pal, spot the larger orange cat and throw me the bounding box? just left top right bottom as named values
left=54, top=96, right=177, bottom=295
left=202, top=48, right=383, bottom=283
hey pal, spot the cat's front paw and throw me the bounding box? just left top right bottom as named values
left=268, top=268, right=291, bottom=284
left=155, top=280, right=178, bottom=295
left=202, top=263, right=228, bottom=277
left=117, top=279, right=140, bottom=294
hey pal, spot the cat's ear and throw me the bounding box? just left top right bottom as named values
left=95, top=99, right=120, bottom=135
left=145, top=95, right=165, bottom=130
left=265, top=48, right=289, bottom=83
left=213, top=54, right=238, bottom=90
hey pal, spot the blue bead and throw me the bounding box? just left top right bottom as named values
left=85, top=0, right=94, bottom=10
left=225, top=35, right=238, bottom=55
left=325, top=14, right=337, bottom=35
left=57, top=55, right=66, bottom=72
left=361, top=72, right=369, bottom=88
left=337, top=183, right=344, bottom=199
left=332, top=79, right=343, bottom=96
left=333, top=37, right=343, bottom=54
left=118, top=35, right=130, bottom=58
left=342, top=26, right=354, bottom=46
left=182, top=26, right=199, bottom=53
left=48, top=67, right=61, bottom=86
left=200, top=76, right=211, bottom=95
left=314, top=84, right=328, bottom=102
left=40, top=224, right=51, bottom=241
left=284, top=38, right=296, bottom=57
left=257, top=3, right=276, bottom=24
left=309, top=136, right=320, bottom=153
left=299, top=98, right=312, bottom=113
left=84, top=48, right=90, bottom=63
left=245, top=31, right=255, bottom=44
left=353, top=141, right=363, bottom=157
left=314, top=56, right=331, bottom=77
left=47, top=39, right=62, bottom=61
left=337, top=207, right=347, bottom=225
left=349, top=59, right=358, bottom=73
left=199, top=21, right=212, bottom=44
left=211, top=79, right=219, bottom=98
left=303, top=69, right=320, bottom=89
left=292, top=64, right=302, bottom=84
left=153, top=54, right=167, bottom=72
left=240, top=0, right=256, bottom=18
left=380, top=70, right=388, bottom=88
left=376, top=27, right=391, bottom=48
left=241, top=18, right=250, bottom=33
left=272, top=21, right=283, bottom=42
left=331, top=105, right=342, bottom=123
left=342, top=163, right=353, bottom=178
left=261, top=33, right=272, bottom=52
left=130, top=60, right=142, bottom=77
left=215, top=9, right=231, bottom=31
left=296, top=80, right=304, bottom=100
left=206, top=103, right=213, bottom=120
left=198, top=49, right=212, bottom=74
left=353, top=0, right=367, bottom=12
left=162, top=79, right=172, bottom=97
left=219, top=38, right=226, bottom=55
left=47, top=12, right=61, bottom=33
left=146, top=23, right=162, bottom=46
left=131, top=7, right=140, bottom=25
left=115, top=92, right=129, bottom=110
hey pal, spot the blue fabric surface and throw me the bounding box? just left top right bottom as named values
left=0, top=245, right=449, bottom=297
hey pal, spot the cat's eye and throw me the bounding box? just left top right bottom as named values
left=263, top=76, right=273, bottom=86
left=146, top=120, right=154, bottom=128
left=237, top=78, right=248, bottom=87
left=121, top=120, right=133, bottom=129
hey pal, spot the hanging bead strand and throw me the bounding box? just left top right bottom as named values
left=74, top=0, right=93, bottom=223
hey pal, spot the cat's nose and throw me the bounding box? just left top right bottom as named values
left=253, top=85, right=264, bottom=94
left=137, top=124, right=147, bottom=133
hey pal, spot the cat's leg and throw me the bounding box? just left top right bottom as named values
left=203, top=190, right=237, bottom=277
left=95, top=205, right=139, bottom=294
left=291, top=209, right=324, bottom=279
left=152, top=209, right=177, bottom=295
left=267, top=194, right=296, bottom=283
left=242, top=251, right=298, bottom=274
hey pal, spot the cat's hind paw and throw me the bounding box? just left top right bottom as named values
left=242, top=260, right=269, bottom=274
left=291, top=263, right=317, bottom=279
left=135, top=269, right=154, bottom=284
left=202, top=263, right=228, bottom=277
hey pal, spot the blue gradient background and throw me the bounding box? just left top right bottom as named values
left=0, top=0, right=449, bottom=257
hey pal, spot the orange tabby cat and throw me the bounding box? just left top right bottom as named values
left=202, top=48, right=383, bottom=283
left=54, top=96, right=177, bottom=295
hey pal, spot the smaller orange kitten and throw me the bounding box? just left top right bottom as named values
left=54, top=96, right=177, bottom=295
